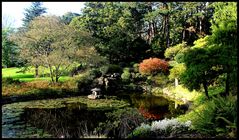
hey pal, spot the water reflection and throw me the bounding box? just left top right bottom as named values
left=2, top=94, right=187, bottom=138
left=21, top=105, right=110, bottom=138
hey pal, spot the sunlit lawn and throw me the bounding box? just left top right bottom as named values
left=2, top=67, right=71, bottom=82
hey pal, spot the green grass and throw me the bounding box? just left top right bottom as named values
left=2, top=67, right=71, bottom=82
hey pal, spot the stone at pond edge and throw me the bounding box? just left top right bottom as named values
left=88, top=94, right=103, bottom=100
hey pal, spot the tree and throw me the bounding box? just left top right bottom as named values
left=207, top=2, right=237, bottom=95
left=72, top=2, right=150, bottom=64
left=165, top=42, right=187, bottom=87
left=2, top=27, right=18, bottom=68
left=139, top=58, right=168, bottom=75
left=12, top=16, right=91, bottom=82
left=61, top=12, right=80, bottom=25
left=22, top=2, right=47, bottom=28
left=179, top=2, right=237, bottom=98
left=21, top=2, right=47, bottom=77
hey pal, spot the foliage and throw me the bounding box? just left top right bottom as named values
left=97, top=107, right=146, bottom=138
left=22, top=2, right=47, bottom=28
left=139, top=58, right=169, bottom=75
left=2, top=77, right=21, bottom=85
left=127, top=123, right=151, bottom=138
left=89, top=68, right=102, bottom=78
left=2, top=28, right=23, bottom=68
left=168, top=63, right=186, bottom=81
left=129, top=118, right=192, bottom=138
left=76, top=72, right=95, bottom=93
left=121, top=68, right=131, bottom=83
left=75, top=46, right=108, bottom=69
left=151, top=73, right=169, bottom=87
left=12, top=16, right=92, bottom=82
left=181, top=2, right=237, bottom=97
left=164, top=42, right=187, bottom=60
left=192, top=95, right=237, bottom=138
left=100, top=64, right=123, bottom=75
left=60, top=12, right=80, bottom=25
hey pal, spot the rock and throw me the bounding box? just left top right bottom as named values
left=87, top=94, right=103, bottom=100
left=88, top=88, right=103, bottom=99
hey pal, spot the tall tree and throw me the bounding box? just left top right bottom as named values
left=180, top=2, right=237, bottom=98
left=61, top=12, right=80, bottom=25
left=22, top=2, right=47, bottom=77
left=12, top=16, right=92, bottom=82
left=22, top=2, right=47, bottom=28
left=2, top=28, right=19, bottom=68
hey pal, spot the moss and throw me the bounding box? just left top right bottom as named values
left=3, top=96, right=130, bottom=109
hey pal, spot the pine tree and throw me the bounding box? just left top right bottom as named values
left=22, top=2, right=47, bottom=28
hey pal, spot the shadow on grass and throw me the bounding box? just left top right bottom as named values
left=2, top=88, right=80, bottom=105
left=11, top=74, right=35, bottom=79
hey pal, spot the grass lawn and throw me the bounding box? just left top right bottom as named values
left=2, top=67, right=71, bottom=82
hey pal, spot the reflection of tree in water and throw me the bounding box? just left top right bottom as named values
left=130, top=95, right=170, bottom=120
left=21, top=106, right=109, bottom=138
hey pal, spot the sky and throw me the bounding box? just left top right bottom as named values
left=2, top=2, right=85, bottom=28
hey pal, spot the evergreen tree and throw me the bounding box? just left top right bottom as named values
left=22, top=2, right=47, bottom=28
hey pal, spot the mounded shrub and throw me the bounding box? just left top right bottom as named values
left=121, top=68, right=131, bottom=83
left=139, top=58, right=169, bottom=75
left=100, top=64, right=123, bottom=75
left=2, top=77, right=21, bottom=85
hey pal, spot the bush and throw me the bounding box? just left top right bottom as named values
left=76, top=73, right=95, bottom=93
left=151, top=73, right=170, bottom=87
left=97, top=108, right=146, bottom=138
left=129, top=118, right=192, bottom=138
left=133, top=63, right=139, bottom=72
left=121, top=68, right=131, bottom=83
left=127, top=123, right=151, bottom=138
left=139, top=58, right=169, bottom=75
left=89, top=68, right=102, bottom=78
left=2, top=77, right=21, bottom=85
left=100, top=64, right=123, bottom=75
left=192, top=95, right=237, bottom=138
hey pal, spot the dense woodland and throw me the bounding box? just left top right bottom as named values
left=2, top=2, right=237, bottom=138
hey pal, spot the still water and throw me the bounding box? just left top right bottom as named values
left=2, top=94, right=185, bottom=138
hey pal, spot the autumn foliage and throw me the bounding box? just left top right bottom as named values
left=139, top=58, right=169, bottom=75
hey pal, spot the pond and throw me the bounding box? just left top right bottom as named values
left=2, top=94, right=186, bottom=138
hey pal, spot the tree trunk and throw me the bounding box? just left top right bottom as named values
left=182, top=28, right=186, bottom=41
left=175, top=78, right=179, bottom=87
left=35, top=65, right=39, bottom=78
left=166, top=15, right=170, bottom=48
left=202, top=80, right=209, bottom=99
left=56, top=77, right=59, bottom=83
left=164, top=3, right=170, bottom=48
left=49, top=65, right=54, bottom=82
left=225, top=72, right=230, bottom=96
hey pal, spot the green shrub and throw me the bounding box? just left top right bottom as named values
left=132, top=63, right=139, bottom=72
left=192, top=95, right=237, bottom=138
left=121, top=68, right=131, bottom=83
left=127, top=123, right=151, bottom=138
left=76, top=73, right=94, bottom=92
left=2, top=77, right=21, bottom=85
left=151, top=73, right=169, bottom=87
left=129, top=118, right=192, bottom=138
left=100, top=64, right=123, bottom=75
left=97, top=108, right=146, bottom=138
left=89, top=68, right=102, bottom=78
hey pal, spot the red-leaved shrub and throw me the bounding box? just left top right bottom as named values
left=139, top=58, right=168, bottom=75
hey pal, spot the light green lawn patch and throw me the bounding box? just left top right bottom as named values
left=2, top=67, right=71, bottom=82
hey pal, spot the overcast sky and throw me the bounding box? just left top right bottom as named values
left=2, top=2, right=85, bottom=28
